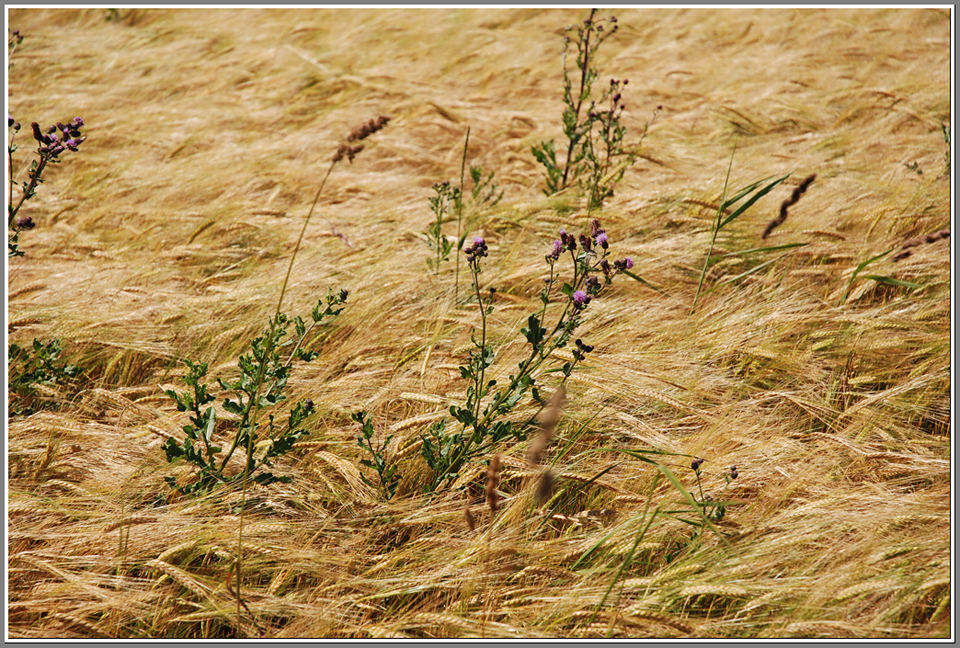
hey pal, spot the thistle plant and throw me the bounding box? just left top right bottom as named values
left=427, top=127, right=503, bottom=292
left=580, top=78, right=638, bottom=211
left=353, top=411, right=400, bottom=499
left=162, top=291, right=347, bottom=496
left=424, top=180, right=459, bottom=271
left=8, top=338, right=82, bottom=416
left=421, top=220, right=634, bottom=491
left=532, top=9, right=638, bottom=209
left=8, top=115, right=86, bottom=257
left=469, top=164, right=504, bottom=208
left=688, top=458, right=739, bottom=525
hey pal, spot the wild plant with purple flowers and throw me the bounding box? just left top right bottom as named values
left=420, top=219, right=635, bottom=490
left=8, top=115, right=86, bottom=257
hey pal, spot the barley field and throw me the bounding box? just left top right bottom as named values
left=5, top=7, right=952, bottom=639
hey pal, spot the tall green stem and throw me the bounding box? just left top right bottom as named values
left=455, top=127, right=470, bottom=299
left=691, top=146, right=736, bottom=314
left=560, top=8, right=597, bottom=189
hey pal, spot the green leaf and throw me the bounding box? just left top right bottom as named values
left=203, top=407, right=216, bottom=442
left=861, top=274, right=923, bottom=291
left=620, top=269, right=663, bottom=293
left=840, top=248, right=894, bottom=304
left=719, top=172, right=791, bottom=230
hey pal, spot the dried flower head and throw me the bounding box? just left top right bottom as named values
left=347, top=114, right=391, bottom=142
left=536, top=470, right=554, bottom=507
left=527, top=386, right=566, bottom=466
left=332, top=143, right=364, bottom=163
left=485, top=454, right=502, bottom=515
left=762, top=173, right=816, bottom=239
left=464, top=502, right=476, bottom=531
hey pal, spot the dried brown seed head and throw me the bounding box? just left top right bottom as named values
left=527, top=387, right=566, bottom=466
left=536, top=470, right=554, bottom=507
left=485, top=454, right=502, bottom=515
left=464, top=502, right=476, bottom=532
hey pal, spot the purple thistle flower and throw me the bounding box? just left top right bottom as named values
left=595, top=232, right=608, bottom=249
left=474, top=236, right=485, bottom=246
left=64, top=138, right=79, bottom=151
left=624, top=257, right=633, bottom=269
left=573, top=290, right=588, bottom=305
left=546, top=239, right=562, bottom=261
left=72, top=116, right=84, bottom=127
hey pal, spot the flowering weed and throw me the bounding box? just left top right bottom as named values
left=7, top=115, right=86, bottom=257
left=421, top=220, right=634, bottom=491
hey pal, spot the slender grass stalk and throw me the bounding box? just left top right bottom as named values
left=234, top=158, right=338, bottom=635
left=588, top=472, right=662, bottom=631
left=691, top=146, right=736, bottom=313
left=455, top=127, right=470, bottom=300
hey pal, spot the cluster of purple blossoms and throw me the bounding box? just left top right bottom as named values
left=30, top=117, right=85, bottom=155
left=464, top=236, right=488, bottom=264
left=546, top=219, right=634, bottom=282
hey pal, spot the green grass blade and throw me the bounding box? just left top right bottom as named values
left=861, top=275, right=923, bottom=291
left=706, top=256, right=780, bottom=293
left=587, top=473, right=662, bottom=631
left=840, top=248, right=894, bottom=304
left=718, top=172, right=791, bottom=230
left=621, top=269, right=664, bottom=293
left=570, top=525, right=621, bottom=571
left=711, top=241, right=808, bottom=261
left=719, top=174, right=777, bottom=210
left=692, top=147, right=736, bottom=313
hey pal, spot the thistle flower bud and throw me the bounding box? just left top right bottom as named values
left=547, top=239, right=562, bottom=261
